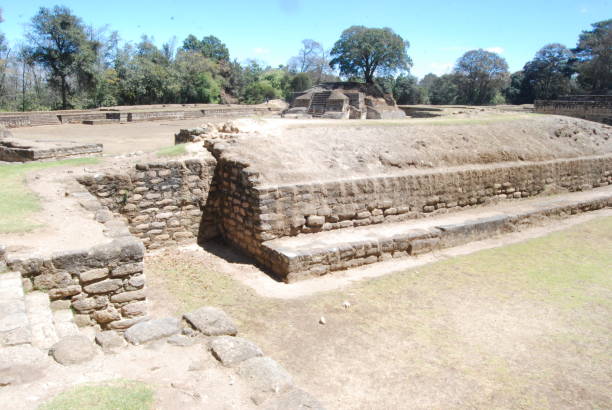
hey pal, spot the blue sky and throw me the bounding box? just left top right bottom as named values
left=1, top=0, right=610, bottom=78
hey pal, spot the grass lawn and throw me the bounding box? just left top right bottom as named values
left=156, top=144, right=187, bottom=158
left=39, top=379, right=154, bottom=410
left=0, top=158, right=99, bottom=233
left=147, top=216, right=612, bottom=409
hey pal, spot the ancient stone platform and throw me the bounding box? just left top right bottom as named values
left=262, top=186, right=612, bottom=282
left=0, top=138, right=102, bottom=162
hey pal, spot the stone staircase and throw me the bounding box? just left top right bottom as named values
left=308, top=91, right=331, bottom=117
left=0, top=271, right=79, bottom=352
left=261, top=186, right=612, bottom=282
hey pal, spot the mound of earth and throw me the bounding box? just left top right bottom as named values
left=216, top=115, right=612, bottom=185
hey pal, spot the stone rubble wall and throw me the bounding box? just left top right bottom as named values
left=535, top=100, right=612, bottom=125
left=263, top=195, right=612, bottom=282
left=0, top=141, right=103, bottom=162
left=6, top=238, right=147, bottom=331
left=78, top=156, right=217, bottom=249
left=250, top=155, right=612, bottom=240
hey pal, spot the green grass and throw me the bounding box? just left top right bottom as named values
left=39, top=379, right=154, bottom=410
left=156, top=144, right=187, bottom=157
left=0, top=157, right=99, bottom=234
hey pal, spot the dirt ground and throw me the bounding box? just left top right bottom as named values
left=220, top=114, right=612, bottom=184
left=9, top=117, right=238, bottom=156
left=145, top=212, right=612, bottom=410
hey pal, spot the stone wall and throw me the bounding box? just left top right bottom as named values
left=78, top=156, right=217, bottom=249
left=535, top=98, right=612, bottom=125
left=204, top=155, right=612, bottom=248
left=5, top=238, right=147, bottom=330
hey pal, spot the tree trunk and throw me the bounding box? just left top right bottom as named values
left=61, top=75, right=67, bottom=109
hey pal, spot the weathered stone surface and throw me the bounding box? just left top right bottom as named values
left=124, top=317, right=180, bottom=345
left=50, top=336, right=96, bottom=365
left=110, top=289, right=146, bottom=303
left=72, top=296, right=108, bottom=312
left=238, top=357, right=293, bottom=393
left=95, top=330, right=126, bottom=352
left=210, top=336, right=263, bottom=367
left=50, top=300, right=72, bottom=311
left=262, top=388, right=325, bottom=410
left=92, top=307, right=121, bottom=324
left=108, top=316, right=148, bottom=330
left=83, top=279, right=123, bottom=294
left=120, top=301, right=147, bottom=318
left=184, top=306, right=237, bottom=336
left=49, top=285, right=82, bottom=299
left=79, top=268, right=109, bottom=283
left=167, top=334, right=195, bottom=347
left=111, top=262, right=143, bottom=278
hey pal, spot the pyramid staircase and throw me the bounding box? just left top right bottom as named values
left=308, top=91, right=332, bottom=117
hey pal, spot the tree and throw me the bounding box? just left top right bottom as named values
left=27, top=6, right=98, bottom=108
left=453, top=49, right=509, bottom=105
left=504, top=71, right=532, bottom=104
left=429, top=74, right=459, bottom=105
left=290, top=72, right=311, bottom=93
left=522, top=44, right=574, bottom=100
left=181, top=34, right=229, bottom=62
left=573, top=19, right=611, bottom=92
left=329, top=26, right=412, bottom=84
left=289, top=39, right=323, bottom=73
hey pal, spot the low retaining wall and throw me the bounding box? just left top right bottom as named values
left=535, top=98, right=612, bottom=125
left=247, top=155, right=612, bottom=240
left=78, top=155, right=217, bottom=249
left=5, top=238, right=147, bottom=330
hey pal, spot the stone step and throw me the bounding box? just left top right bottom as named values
left=25, top=292, right=59, bottom=349
left=0, top=272, right=31, bottom=347
left=262, top=186, right=612, bottom=282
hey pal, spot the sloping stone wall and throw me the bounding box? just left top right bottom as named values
left=78, top=156, right=217, bottom=249
left=535, top=99, right=612, bottom=125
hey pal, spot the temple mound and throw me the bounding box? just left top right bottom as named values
left=283, top=82, right=406, bottom=120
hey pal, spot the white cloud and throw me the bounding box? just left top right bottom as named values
left=253, top=47, right=270, bottom=55
left=485, top=47, right=504, bottom=54
left=580, top=7, right=588, bottom=13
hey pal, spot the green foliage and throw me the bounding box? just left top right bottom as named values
left=27, top=6, right=98, bottom=109
left=453, top=49, right=509, bottom=105
left=573, top=19, right=612, bottom=92
left=182, top=34, right=229, bottom=62
left=156, top=144, right=187, bottom=157
left=243, top=80, right=280, bottom=104
left=39, top=379, right=154, bottom=410
left=523, top=44, right=574, bottom=101
left=290, top=72, right=312, bottom=93
left=392, top=74, right=428, bottom=104
left=429, top=74, right=459, bottom=105
left=330, top=26, right=412, bottom=83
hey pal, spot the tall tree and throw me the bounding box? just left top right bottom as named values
left=329, top=26, right=412, bottom=84
left=573, top=19, right=612, bottom=93
left=453, top=49, right=509, bottom=105
left=27, top=6, right=98, bottom=109
left=181, top=35, right=229, bottom=62
left=429, top=74, right=459, bottom=105
left=522, top=43, right=574, bottom=100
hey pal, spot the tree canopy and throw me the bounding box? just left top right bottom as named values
left=329, top=26, right=412, bottom=84
left=453, top=49, right=509, bottom=105
left=573, top=19, right=611, bottom=92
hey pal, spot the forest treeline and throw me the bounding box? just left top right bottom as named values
left=0, top=6, right=609, bottom=111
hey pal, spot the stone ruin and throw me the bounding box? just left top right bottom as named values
left=174, top=121, right=241, bottom=144
left=283, top=82, right=406, bottom=119
left=535, top=95, right=612, bottom=125
left=0, top=124, right=102, bottom=162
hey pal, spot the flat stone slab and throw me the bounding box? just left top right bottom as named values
left=183, top=307, right=238, bottom=336
left=50, top=335, right=96, bottom=365
left=124, top=317, right=181, bottom=345
left=238, top=357, right=293, bottom=393
left=95, top=330, right=126, bottom=352
left=210, top=336, right=263, bottom=367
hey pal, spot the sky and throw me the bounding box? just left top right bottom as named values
left=1, top=0, right=610, bottom=79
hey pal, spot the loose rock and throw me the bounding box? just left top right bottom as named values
left=50, top=335, right=96, bottom=365
left=210, top=336, right=263, bottom=367
left=183, top=306, right=237, bottom=336
left=95, top=330, right=126, bottom=352
left=238, top=356, right=293, bottom=393
left=124, top=317, right=181, bottom=345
